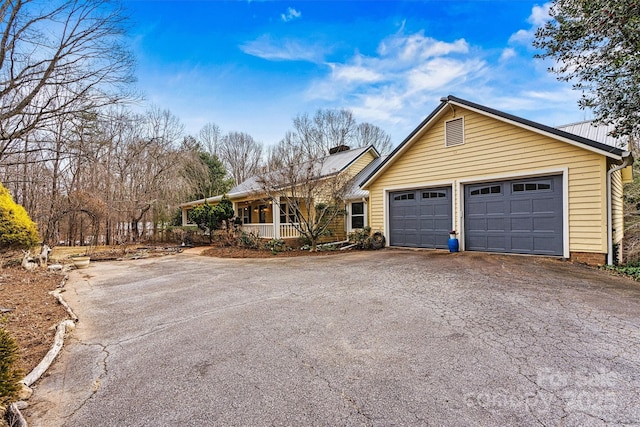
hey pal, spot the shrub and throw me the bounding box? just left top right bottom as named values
left=0, top=328, right=22, bottom=406
left=239, top=231, right=261, bottom=249
left=0, top=183, right=39, bottom=250
left=263, top=239, right=285, bottom=253
left=348, top=226, right=372, bottom=248
left=348, top=227, right=385, bottom=250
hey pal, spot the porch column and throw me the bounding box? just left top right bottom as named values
left=181, top=208, right=188, bottom=226
left=273, top=196, right=281, bottom=239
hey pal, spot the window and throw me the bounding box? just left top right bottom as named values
left=238, top=207, right=251, bottom=224
left=279, top=204, right=297, bottom=224
left=394, top=193, right=415, bottom=201
left=422, top=191, right=446, bottom=199
left=445, top=117, right=464, bottom=147
left=512, top=181, right=551, bottom=192
left=258, top=205, right=267, bottom=223
left=351, top=202, right=365, bottom=229
left=470, top=185, right=502, bottom=196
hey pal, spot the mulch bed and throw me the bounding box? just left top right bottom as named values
left=0, top=267, right=69, bottom=375
left=201, top=246, right=345, bottom=258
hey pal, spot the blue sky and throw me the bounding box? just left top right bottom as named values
left=124, top=0, right=589, bottom=147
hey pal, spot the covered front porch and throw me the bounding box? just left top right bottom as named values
left=234, top=197, right=303, bottom=240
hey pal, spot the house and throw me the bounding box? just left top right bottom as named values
left=360, top=95, right=633, bottom=265
left=180, top=145, right=381, bottom=241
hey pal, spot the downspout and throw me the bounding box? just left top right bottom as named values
left=607, top=151, right=633, bottom=265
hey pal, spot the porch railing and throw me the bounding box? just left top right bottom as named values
left=279, top=223, right=300, bottom=239
left=241, top=223, right=300, bottom=239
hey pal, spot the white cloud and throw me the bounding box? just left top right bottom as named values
left=378, top=32, right=469, bottom=62
left=240, top=35, right=323, bottom=62
left=331, top=63, right=383, bottom=83
left=509, top=2, right=552, bottom=45
left=528, top=3, right=552, bottom=26
left=499, top=48, right=517, bottom=62
left=508, top=29, right=532, bottom=45
left=406, top=58, right=484, bottom=93
left=281, top=7, right=301, bottom=22
left=238, top=24, right=582, bottom=144
left=305, top=31, right=485, bottom=126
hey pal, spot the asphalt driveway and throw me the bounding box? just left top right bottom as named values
left=25, top=249, right=640, bottom=426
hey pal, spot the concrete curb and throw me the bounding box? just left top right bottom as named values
left=8, top=274, right=78, bottom=427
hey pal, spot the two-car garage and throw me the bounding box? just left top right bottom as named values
left=363, top=96, right=632, bottom=265
left=388, top=175, right=564, bottom=256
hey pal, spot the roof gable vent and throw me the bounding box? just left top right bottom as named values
left=445, top=117, right=464, bottom=147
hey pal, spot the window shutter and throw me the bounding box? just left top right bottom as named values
left=445, top=117, right=464, bottom=147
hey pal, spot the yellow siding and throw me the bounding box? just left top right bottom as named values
left=319, top=215, right=346, bottom=243
left=611, top=166, right=624, bottom=246
left=368, top=107, right=609, bottom=253
left=622, top=165, right=633, bottom=183
left=347, top=150, right=376, bottom=177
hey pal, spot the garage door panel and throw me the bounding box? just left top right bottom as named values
left=511, top=236, right=533, bottom=252
left=533, top=236, right=559, bottom=254
left=420, top=205, right=435, bottom=216
left=486, top=235, right=507, bottom=251
left=511, top=217, right=533, bottom=231
left=433, top=204, right=450, bottom=216
left=487, top=217, right=506, bottom=231
left=390, top=187, right=452, bottom=249
left=465, top=175, right=563, bottom=256
left=510, top=199, right=531, bottom=214
left=434, top=217, right=451, bottom=228
left=486, top=201, right=506, bottom=215
left=467, top=201, right=487, bottom=215
left=532, top=216, right=556, bottom=231
left=532, top=198, right=557, bottom=213
left=467, top=218, right=487, bottom=230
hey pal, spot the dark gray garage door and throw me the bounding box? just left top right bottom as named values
left=389, top=187, right=452, bottom=248
left=464, top=175, right=563, bottom=256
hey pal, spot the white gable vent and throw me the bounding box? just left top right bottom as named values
left=445, top=117, right=464, bottom=147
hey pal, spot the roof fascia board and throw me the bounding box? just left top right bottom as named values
left=179, top=195, right=223, bottom=208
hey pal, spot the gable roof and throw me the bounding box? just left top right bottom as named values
left=180, top=145, right=379, bottom=208
left=361, top=95, right=630, bottom=189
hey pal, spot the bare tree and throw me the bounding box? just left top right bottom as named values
left=280, top=109, right=393, bottom=167
left=198, top=122, right=222, bottom=157
left=354, top=122, right=393, bottom=155
left=258, top=135, right=354, bottom=252
left=219, top=131, right=263, bottom=185
left=0, top=0, right=135, bottom=161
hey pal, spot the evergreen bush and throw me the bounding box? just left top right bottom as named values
left=0, top=183, right=40, bottom=250
left=0, top=328, right=22, bottom=406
